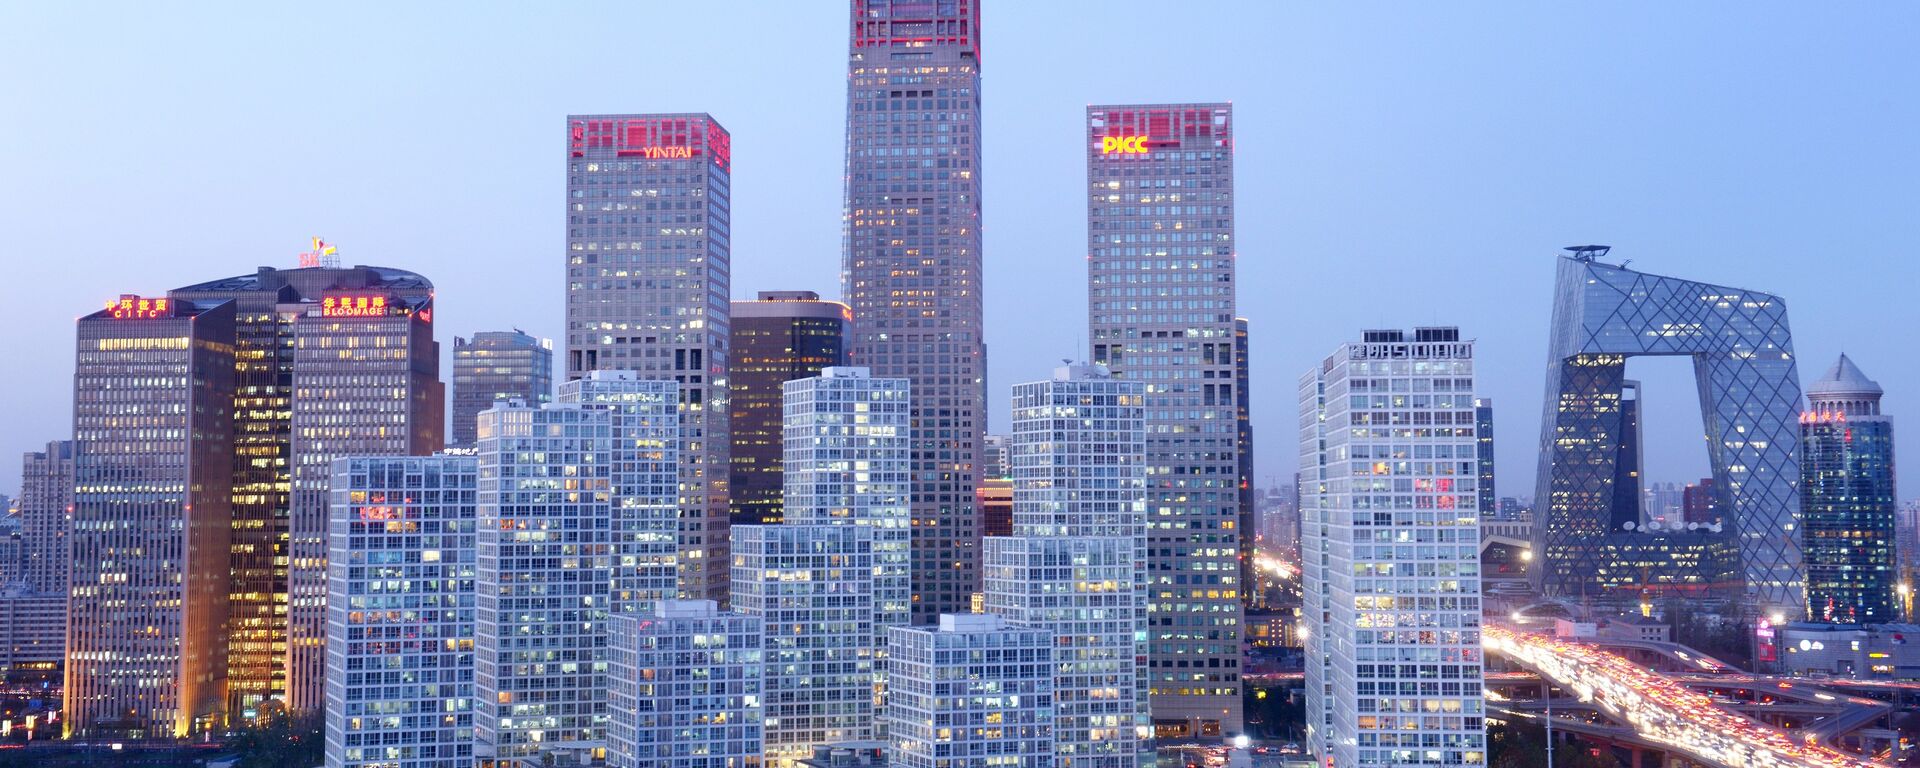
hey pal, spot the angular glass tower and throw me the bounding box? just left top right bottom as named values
left=1534, top=251, right=1806, bottom=617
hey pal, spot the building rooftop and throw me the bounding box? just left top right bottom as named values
left=1807, top=353, right=1882, bottom=400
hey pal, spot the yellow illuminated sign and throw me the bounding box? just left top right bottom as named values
left=1101, top=136, right=1149, bottom=154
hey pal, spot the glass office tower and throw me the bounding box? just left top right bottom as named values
left=67, top=296, right=236, bottom=739
left=1086, top=102, right=1243, bottom=737
left=843, top=0, right=987, bottom=621
left=1534, top=250, right=1806, bottom=618
left=728, top=291, right=849, bottom=526
left=1801, top=354, right=1898, bottom=624
left=452, top=330, right=552, bottom=447
left=565, top=113, right=733, bottom=604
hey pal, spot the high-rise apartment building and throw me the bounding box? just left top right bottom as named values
left=474, top=404, right=614, bottom=763
left=452, top=330, right=553, bottom=447
left=1534, top=250, right=1805, bottom=618
left=66, top=296, right=236, bottom=739
left=1086, top=102, right=1243, bottom=737
left=1473, top=398, right=1496, bottom=517
left=729, top=291, right=850, bottom=526
left=842, top=0, right=987, bottom=621
left=566, top=112, right=733, bottom=604
left=559, top=371, right=681, bottom=613
left=169, top=262, right=438, bottom=717
left=884, top=614, right=1055, bottom=768
left=781, top=367, right=911, bottom=649
left=1301, top=328, right=1486, bottom=768
left=17, top=440, right=74, bottom=595
left=326, top=455, right=477, bottom=768
left=608, top=599, right=765, bottom=768
left=1801, top=355, right=1898, bottom=624
left=731, top=524, right=875, bottom=766
left=285, top=285, right=443, bottom=714
left=983, top=363, right=1149, bottom=766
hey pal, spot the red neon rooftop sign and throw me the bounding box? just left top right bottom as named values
left=105, top=296, right=171, bottom=319
left=570, top=117, right=732, bottom=172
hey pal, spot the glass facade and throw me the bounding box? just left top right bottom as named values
left=565, top=113, right=733, bottom=604
left=1801, top=355, right=1898, bottom=624
left=326, top=455, right=476, bottom=768
left=169, top=264, right=439, bottom=717
left=607, top=600, right=764, bottom=768
left=66, top=298, right=236, bottom=739
left=884, top=615, right=1054, bottom=768
left=286, top=290, right=443, bottom=714
left=473, top=404, right=615, bottom=761
left=728, top=292, right=850, bottom=526
left=1299, top=327, right=1486, bottom=768
left=558, top=372, right=681, bottom=615
left=1086, top=102, right=1243, bottom=737
left=843, top=0, right=987, bottom=622
left=451, top=330, right=553, bottom=447
left=1534, top=255, right=1806, bottom=617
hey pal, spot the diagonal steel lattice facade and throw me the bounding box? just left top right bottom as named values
left=1534, top=256, right=1807, bottom=617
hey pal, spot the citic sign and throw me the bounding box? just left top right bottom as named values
left=1101, top=136, right=1150, bottom=154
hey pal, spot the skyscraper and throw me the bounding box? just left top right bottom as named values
left=1299, top=328, right=1486, bottom=768
left=1801, top=354, right=1898, bottom=624
left=842, top=0, right=987, bottom=622
left=559, top=371, right=681, bottom=614
left=66, top=296, right=236, bottom=739
left=730, top=524, right=876, bottom=766
left=1236, top=318, right=1257, bottom=618
left=473, top=404, right=614, bottom=764
left=169, top=261, right=438, bottom=717
left=884, top=614, right=1055, bottom=768
left=326, top=455, right=477, bottom=768
left=1086, top=102, right=1243, bottom=737
left=451, top=330, right=553, bottom=447
left=566, top=112, right=733, bottom=604
left=17, top=440, right=73, bottom=595
left=285, top=285, right=443, bottom=714
left=1534, top=250, right=1806, bottom=617
left=608, top=599, right=765, bottom=768
left=781, top=367, right=911, bottom=650
left=983, top=363, right=1149, bottom=767
left=729, top=291, right=850, bottom=526
left=1473, top=398, right=1496, bottom=517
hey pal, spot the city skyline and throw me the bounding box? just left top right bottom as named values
left=5, top=3, right=1920, bottom=502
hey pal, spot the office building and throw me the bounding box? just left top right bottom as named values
left=1801, top=355, right=1899, bottom=624
left=325, top=456, right=477, bottom=768
left=982, top=434, right=1009, bottom=480
left=608, top=599, right=764, bottom=768
left=0, top=587, right=65, bottom=675
left=473, top=404, right=614, bottom=763
left=285, top=284, right=443, bottom=714
left=782, top=367, right=911, bottom=647
left=843, top=0, right=987, bottom=622
left=169, top=261, right=439, bottom=717
left=1300, top=328, right=1486, bottom=768
left=729, top=291, right=850, bottom=526
left=983, top=364, right=1148, bottom=766
left=566, top=113, right=733, bottom=604
left=884, top=614, right=1054, bottom=768
left=1086, top=102, right=1243, bottom=736
left=1473, top=398, right=1496, bottom=518
left=977, top=478, right=1012, bottom=538
left=1534, top=249, right=1806, bottom=618
left=17, top=441, right=73, bottom=595
left=559, top=371, right=681, bottom=613
left=731, top=524, right=875, bottom=766
left=451, top=330, right=553, bottom=447
left=66, top=296, right=236, bottom=739
left=1643, top=482, right=1685, bottom=525
left=1236, top=318, right=1257, bottom=617
left=1683, top=479, right=1723, bottom=525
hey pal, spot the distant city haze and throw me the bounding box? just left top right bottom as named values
left=3, top=3, right=1917, bottom=499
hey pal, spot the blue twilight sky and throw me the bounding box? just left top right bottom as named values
left=3, top=3, right=1917, bottom=500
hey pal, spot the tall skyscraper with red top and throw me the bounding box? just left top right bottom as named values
left=565, top=113, right=733, bottom=604
left=1087, top=103, right=1245, bottom=737
left=843, top=0, right=987, bottom=622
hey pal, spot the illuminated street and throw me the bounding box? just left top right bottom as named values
left=1484, top=625, right=1891, bottom=768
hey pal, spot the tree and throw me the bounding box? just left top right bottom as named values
left=225, top=710, right=324, bottom=768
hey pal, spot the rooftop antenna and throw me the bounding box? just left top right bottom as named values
left=1563, top=245, right=1611, bottom=263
